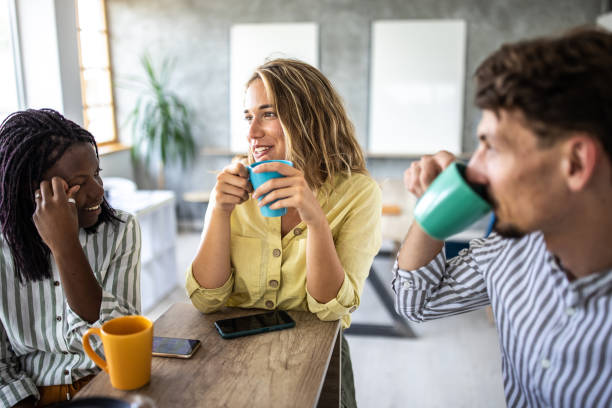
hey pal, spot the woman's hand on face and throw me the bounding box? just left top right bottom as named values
left=211, top=162, right=252, bottom=215
left=33, top=177, right=80, bottom=252
left=251, top=162, right=325, bottom=226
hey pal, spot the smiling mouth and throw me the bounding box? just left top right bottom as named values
left=253, top=146, right=272, bottom=155
left=84, top=203, right=102, bottom=211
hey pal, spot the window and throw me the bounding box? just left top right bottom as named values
left=0, top=0, right=22, bottom=122
left=75, top=0, right=117, bottom=145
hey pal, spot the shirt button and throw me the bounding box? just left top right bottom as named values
left=349, top=306, right=357, bottom=313
left=566, top=307, right=576, bottom=316
left=54, top=281, right=60, bottom=287
left=265, top=300, right=274, bottom=308
left=272, top=248, right=281, bottom=257
left=56, top=316, right=62, bottom=322
left=293, top=228, right=302, bottom=236
left=64, top=370, right=69, bottom=376
left=403, top=281, right=414, bottom=289
left=541, top=358, right=551, bottom=369
left=63, top=351, right=68, bottom=355
left=269, top=280, right=279, bottom=288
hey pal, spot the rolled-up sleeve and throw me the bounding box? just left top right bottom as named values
left=392, top=234, right=505, bottom=322
left=307, top=179, right=382, bottom=328
left=306, top=272, right=355, bottom=322
left=186, top=265, right=234, bottom=313
left=0, top=320, right=38, bottom=407
left=64, top=215, right=142, bottom=349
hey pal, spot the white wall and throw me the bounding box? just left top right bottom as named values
left=15, top=0, right=134, bottom=182
left=598, top=12, right=612, bottom=30
left=15, top=0, right=83, bottom=124
left=53, top=0, right=83, bottom=124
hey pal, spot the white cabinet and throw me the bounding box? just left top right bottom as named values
left=109, top=190, right=178, bottom=312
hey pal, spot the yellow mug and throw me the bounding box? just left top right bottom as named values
left=82, top=315, right=153, bottom=390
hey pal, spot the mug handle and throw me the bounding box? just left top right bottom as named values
left=82, top=327, right=108, bottom=372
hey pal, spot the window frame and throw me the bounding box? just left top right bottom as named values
left=75, top=0, right=121, bottom=149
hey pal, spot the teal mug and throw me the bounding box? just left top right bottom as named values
left=247, top=160, right=294, bottom=217
left=414, top=161, right=491, bottom=240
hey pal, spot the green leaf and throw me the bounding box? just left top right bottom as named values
left=123, top=53, right=197, bottom=174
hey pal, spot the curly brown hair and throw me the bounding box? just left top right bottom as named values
left=474, top=26, right=612, bottom=160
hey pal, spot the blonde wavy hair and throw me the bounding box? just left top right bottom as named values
left=246, top=58, right=367, bottom=191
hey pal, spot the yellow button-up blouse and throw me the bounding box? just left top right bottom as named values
left=186, top=172, right=382, bottom=328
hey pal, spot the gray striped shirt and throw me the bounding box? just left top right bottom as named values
left=392, top=232, right=612, bottom=407
left=0, top=210, right=141, bottom=407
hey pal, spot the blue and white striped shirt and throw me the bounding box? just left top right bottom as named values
left=392, top=232, right=612, bottom=407
left=0, top=210, right=141, bottom=407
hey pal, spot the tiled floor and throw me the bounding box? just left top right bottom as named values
left=146, top=232, right=506, bottom=408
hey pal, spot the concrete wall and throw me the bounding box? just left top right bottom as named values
left=105, top=0, right=603, bottom=217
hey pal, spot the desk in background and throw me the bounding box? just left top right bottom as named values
left=77, top=303, right=342, bottom=407
left=180, top=190, right=210, bottom=231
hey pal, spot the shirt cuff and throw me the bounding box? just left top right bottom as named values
left=392, top=248, right=447, bottom=290
left=1, top=376, right=39, bottom=407
left=306, top=274, right=356, bottom=318
left=185, top=264, right=233, bottom=313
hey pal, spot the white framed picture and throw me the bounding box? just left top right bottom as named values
left=369, top=20, right=466, bottom=155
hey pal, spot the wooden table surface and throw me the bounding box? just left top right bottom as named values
left=77, top=303, right=341, bottom=408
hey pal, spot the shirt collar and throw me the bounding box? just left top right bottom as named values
left=546, top=250, right=612, bottom=305
left=570, top=267, right=612, bottom=301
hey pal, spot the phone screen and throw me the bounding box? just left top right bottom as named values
left=214, top=310, right=295, bottom=338
left=152, top=336, right=200, bottom=358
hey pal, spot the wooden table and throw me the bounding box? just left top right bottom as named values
left=77, top=303, right=342, bottom=407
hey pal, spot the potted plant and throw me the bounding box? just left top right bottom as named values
left=126, top=53, right=196, bottom=188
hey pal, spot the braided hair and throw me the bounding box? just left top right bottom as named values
left=0, top=109, right=120, bottom=283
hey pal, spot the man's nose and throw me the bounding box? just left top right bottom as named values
left=465, top=150, right=488, bottom=185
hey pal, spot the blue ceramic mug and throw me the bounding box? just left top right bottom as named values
left=247, top=160, right=294, bottom=217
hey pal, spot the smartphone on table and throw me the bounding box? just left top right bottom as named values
left=152, top=336, right=201, bottom=358
left=214, top=310, right=296, bottom=339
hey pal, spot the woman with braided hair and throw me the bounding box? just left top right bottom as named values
left=0, top=109, right=141, bottom=407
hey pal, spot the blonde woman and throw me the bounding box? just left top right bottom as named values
left=186, top=59, right=381, bottom=407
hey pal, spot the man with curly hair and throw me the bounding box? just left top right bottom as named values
left=394, top=27, right=612, bottom=407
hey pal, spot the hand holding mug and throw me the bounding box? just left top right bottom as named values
left=250, top=160, right=324, bottom=225
left=33, top=176, right=80, bottom=252
left=211, top=162, right=253, bottom=214
left=411, top=152, right=491, bottom=240
left=404, top=151, right=456, bottom=197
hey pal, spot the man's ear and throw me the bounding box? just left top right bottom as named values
left=562, top=135, right=598, bottom=192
